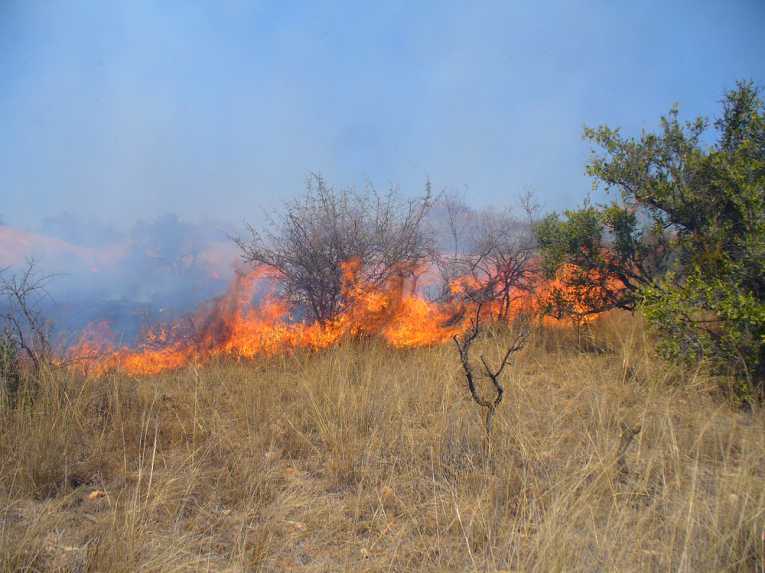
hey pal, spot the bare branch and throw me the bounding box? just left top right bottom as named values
left=435, top=197, right=539, bottom=321
left=453, top=305, right=529, bottom=437
left=235, top=175, right=433, bottom=324
left=0, top=259, right=55, bottom=372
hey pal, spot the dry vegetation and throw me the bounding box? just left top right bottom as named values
left=1, top=314, right=763, bottom=572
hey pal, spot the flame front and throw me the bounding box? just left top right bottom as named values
left=69, top=259, right=614, bottom=377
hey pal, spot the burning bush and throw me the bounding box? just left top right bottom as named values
left=236, top=174, right=434, bottom=324
left=435, top=193, right=539, bottom=320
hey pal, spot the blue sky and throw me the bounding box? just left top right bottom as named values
left=1, top=0, right=763, bottom=230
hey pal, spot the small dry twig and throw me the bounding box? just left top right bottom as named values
left=616, top=422, right=642, bottom=475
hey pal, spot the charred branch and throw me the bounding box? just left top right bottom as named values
left=453, top=303, right=530, bottom=436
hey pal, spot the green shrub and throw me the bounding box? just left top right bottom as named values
left=536, top=81, right=765, bottom=397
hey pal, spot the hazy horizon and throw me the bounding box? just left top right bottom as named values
left=2, top=1, right=764, bottom=233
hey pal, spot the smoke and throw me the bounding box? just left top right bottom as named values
left=2, top=1, right=762, bottom=229
left=0, top=1, right=762, bottom=341
left=0, top=213, right=241, bottom=341
left=39, top=213, right=123, bottom=248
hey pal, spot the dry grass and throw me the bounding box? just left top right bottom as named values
left=1, top=314, right=763, bottom=571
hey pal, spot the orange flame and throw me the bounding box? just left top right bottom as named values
left=68, top=259, right=616, bottom=377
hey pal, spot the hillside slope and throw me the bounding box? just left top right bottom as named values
left=1, top=315, right=763, bottom=572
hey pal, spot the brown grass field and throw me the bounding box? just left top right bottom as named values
left=1, top=313, right=763, bottom=572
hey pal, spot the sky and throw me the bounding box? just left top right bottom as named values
left=1, top=0, right=764, bottom=231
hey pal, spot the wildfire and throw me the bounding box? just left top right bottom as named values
left=68, top=259, right=612, bottom=377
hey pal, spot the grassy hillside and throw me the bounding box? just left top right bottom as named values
left=1, top=314, right=763, bottom=572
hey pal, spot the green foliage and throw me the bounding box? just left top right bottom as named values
left=642, top=270, right=765, bottom=398
left=535, top=203, right=666, bottom=317
left=536, top=81, right=765, bottom=393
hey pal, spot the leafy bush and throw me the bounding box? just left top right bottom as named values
left=536, top=81, right=765, bottom=396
